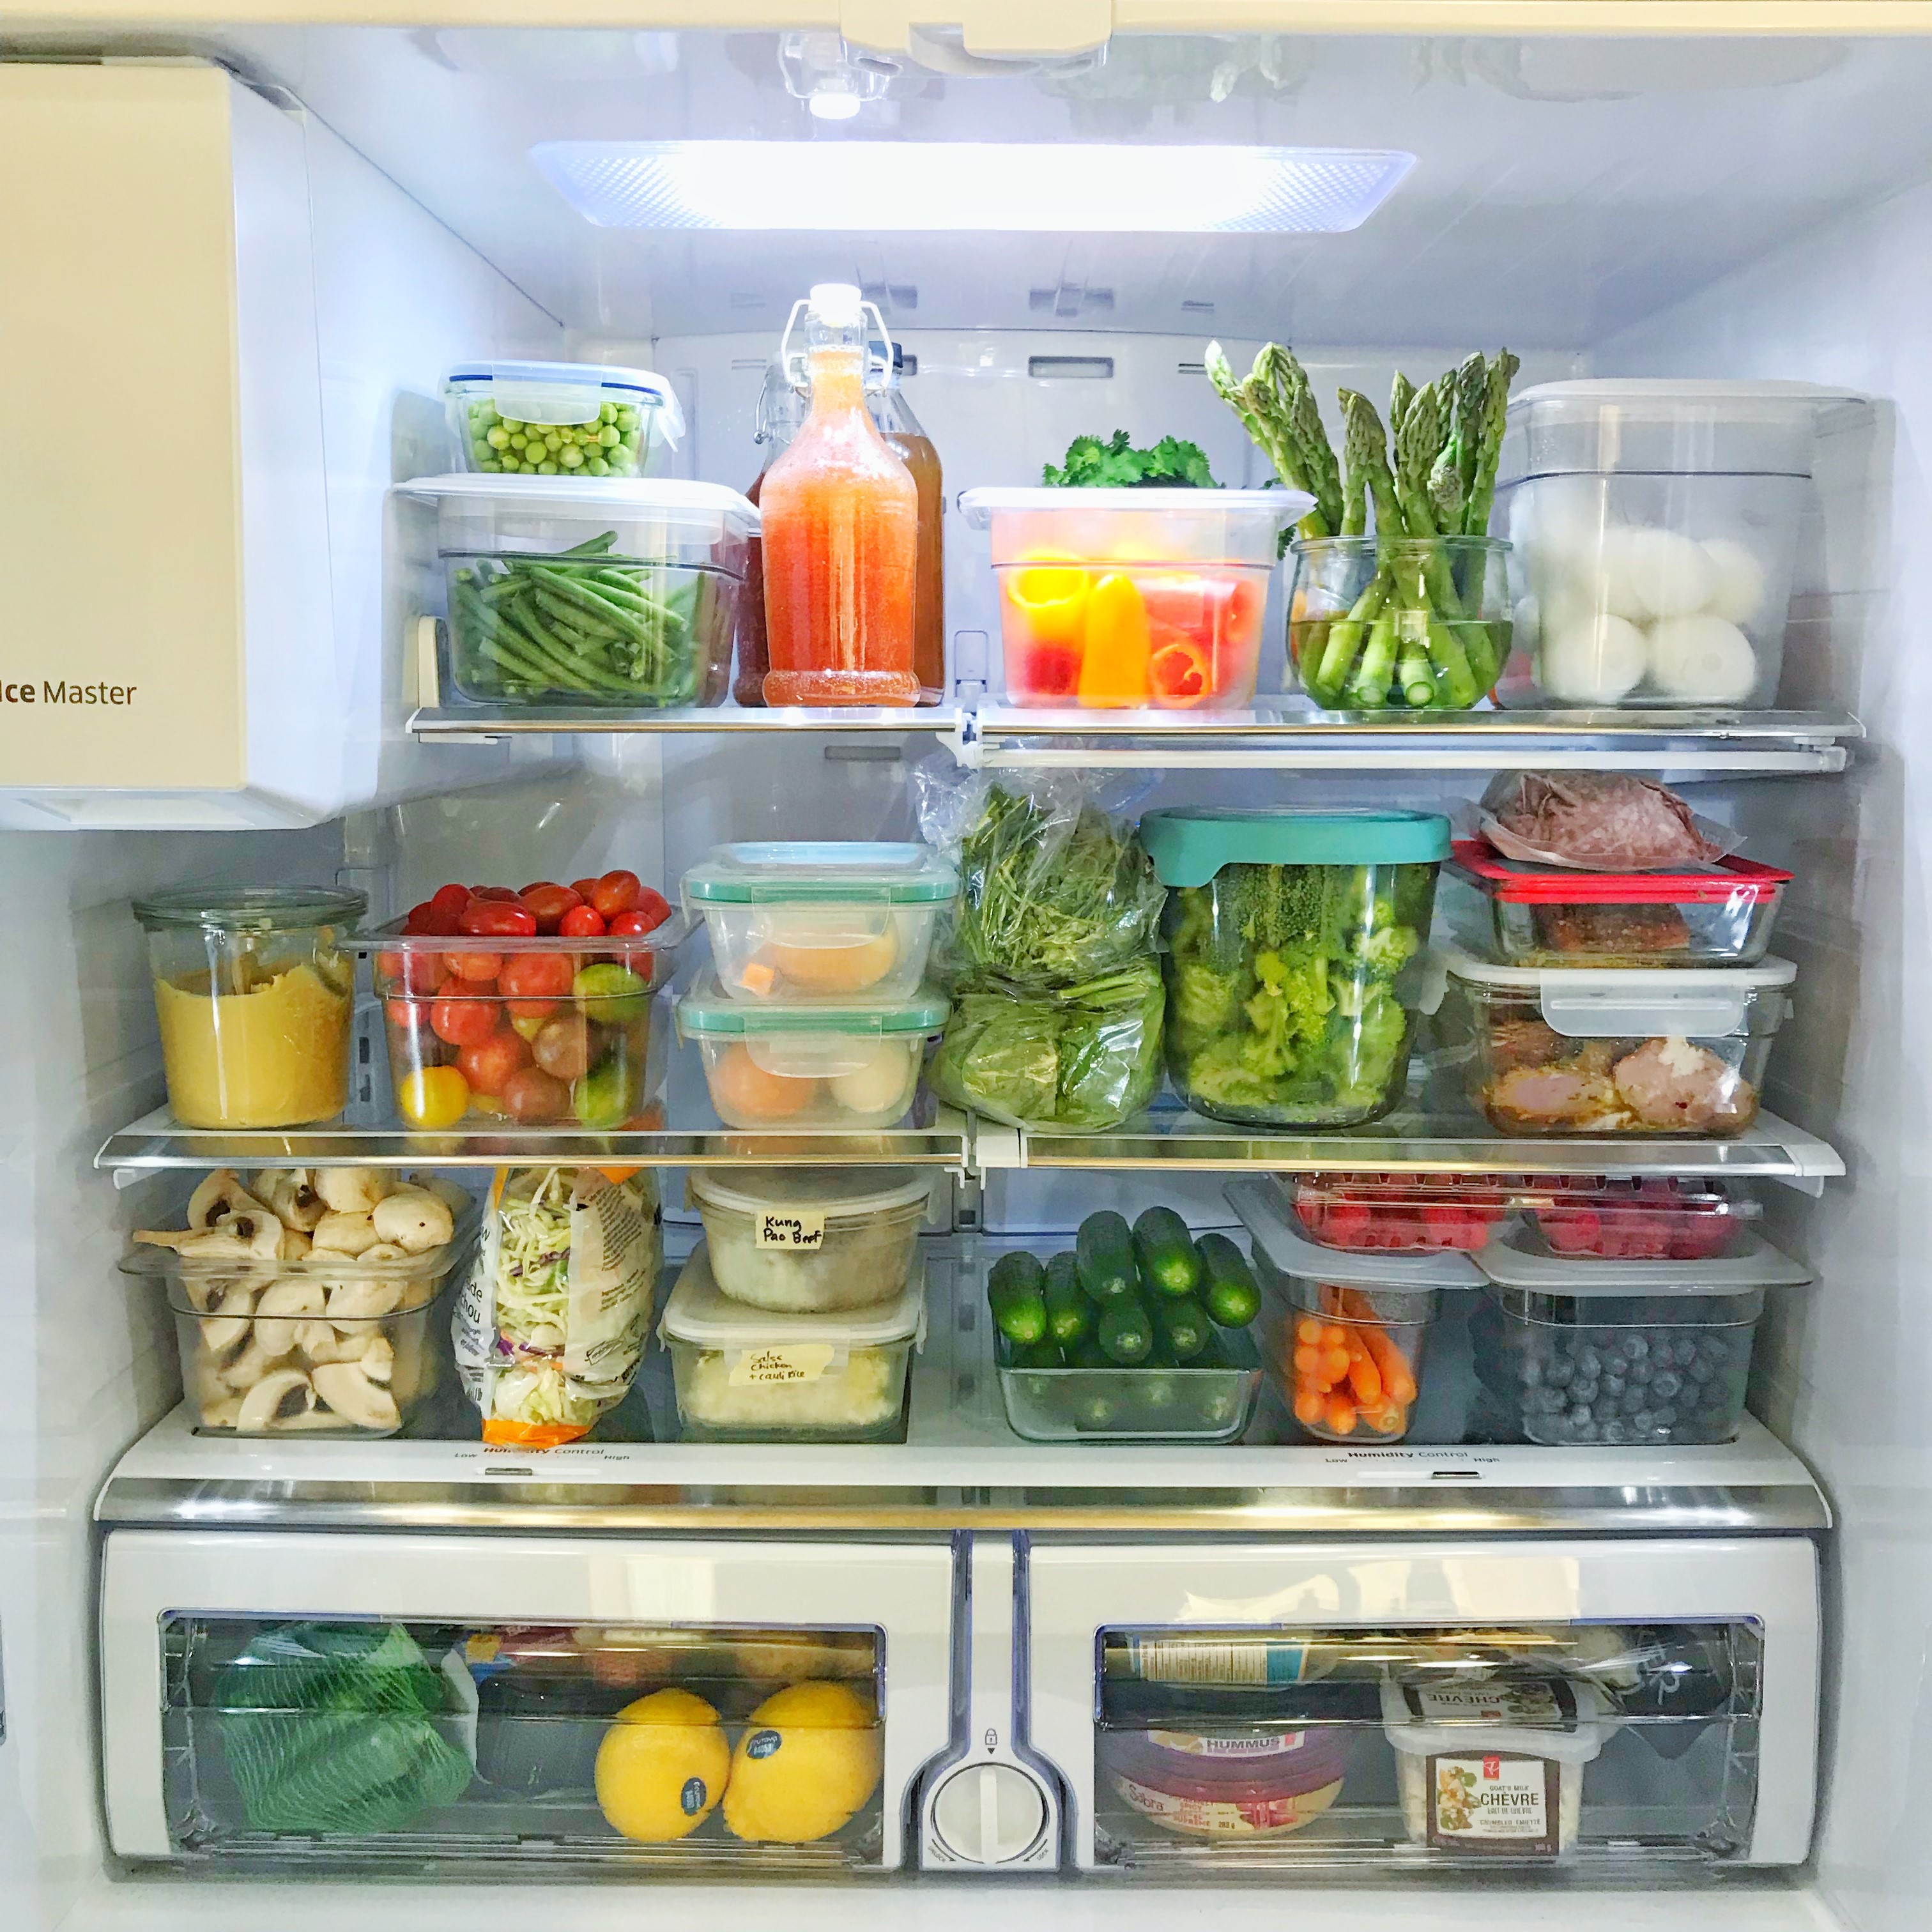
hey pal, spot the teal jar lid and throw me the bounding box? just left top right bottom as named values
left=1140, top=809, right=1452, bottom=887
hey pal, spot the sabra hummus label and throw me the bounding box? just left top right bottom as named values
left=1112, top=1771, right=1343, bottom=1839
left=729, top=1344, right=838, bottom=1386
left=1425, top=1751, right=1560, bottom=1853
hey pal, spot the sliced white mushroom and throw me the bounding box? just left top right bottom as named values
left=238, top=1368, right=317, bottom=1432
left=188, top=1170, right=268, bottom=1231
left=371, top=1188, right=454, bottom=1254
left=181, top=1208, right=285, bottom=1262
left=252, top=1278, right=328, bottom=1356
left=219, top=1335, right=289, bottom=1392
left=278, top=1227, right=314, bottom=1262
left=406, top=1173, right=473, bottom=1218
left=133, top=1228, right=200, bottom=1252
left=198, top=1393, right=244, bottom=1430
left=325, top=1277, right=402, bottom=1321
left=360, top=1334, right=395, bottom=1384
left=262, top=1169, right=328, bottom=1232
left=316, top=1168, right=392, bottom=1215
left=311, top=1211, right=379, bottom=1256
left=296, top=1320, right=370, bottom=1365
left=360, top=1243, right=407, bottom=1263
left=312, top=1361, right=401, bottom=1431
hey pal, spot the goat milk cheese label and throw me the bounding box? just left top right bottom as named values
left=756, top=1209, right=827, bottom=1251
left=728, top=1344, right=839, bottom=1386
left=1424, top=1751, right=1560, bottom=1853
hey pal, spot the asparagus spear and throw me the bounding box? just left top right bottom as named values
left=1279, top=351, right=1345, bottom=537
left=1205, top=341, right=1334, bottom=538
left=1392, top=380, right=1444, bottom=539
left=1464, top=349, right=1520, bottom=537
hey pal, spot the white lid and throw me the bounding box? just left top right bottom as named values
left=1437, top=944, right=1795, bottom=1038
left=661, top=1245, right=926, bottom=1349
left=1225, top=1176, right=1483, bottom=1290
left=809, top=281, right=865, bottom=326
left=395, top=474, right=760, bottom=541
left=1380, top=1676, right=1611, bottom=1763
left=445, top=359, right=686, bottom=441
left=961, top=486, right=1307, bottom=524
left=689, top=1166, right=933, bottom=1220
left=1478, top=1222, right=1811, bottom=1296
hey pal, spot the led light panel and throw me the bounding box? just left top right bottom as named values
left=530, top=141, right=1414, bottom=234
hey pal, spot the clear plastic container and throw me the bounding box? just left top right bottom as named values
left=399, top=475, right=757, bottom=709
left=1438, top=947, right=1795, bottom=1138
left=1142, top=809, right=1451, bottom=1128
left=659, top=1245, right=924, bottom=1442
left=1492, top=380, right=1851, bottom=710
left=359, top=919, right=682, bottom=1129
left=681, top=842, right=958, bottom=1005
left=677, top=971, right=947, bottom=1130
left=959, top=487, right=1303, bottom=710
left=1471, top=1225, right=1810, bottom=1445
left=687, top=1166, right=933, bottom=1313
left=1528, top=1177, right=1756, bottom=1261
left=1101, top=1725, right=1353, bottom=1839
left=1446, top=840, right=1791, bottom=967
left=1286, top=1172, right=1514, bottom=1253
left=132, top=887, right=365, bottom=1129
left=442, top=360, right=684, bottom=479
left=995, top=1326, right=1262, bottom=1444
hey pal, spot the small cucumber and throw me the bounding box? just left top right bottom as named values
left=1098, top=1294, right=1154, bottom=1366
left=988, top=1251, right=1048, bottom=1346
left=1075, top=1210, right=1137, bottom=1304
left=1043, top=1252, right=1091, bottom=1347
left=1154, top=1296, right=1211, bottom=1363
left=1011, top=1338, right=1064, bottom=1370
left=1132, top=1206, right=1204, bottom=1301
left=1197, top=1231, right=1262, bottom=1329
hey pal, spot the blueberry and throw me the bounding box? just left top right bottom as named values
left=1601, top=1374, right=1627, bottom=1400
left=1602, top=1420, right=1630, bottom=1444
left=1546, top=1357, right=1575, bottom=1388
left=1685, top=1356, right=1713, bottom=1386
left=1572, top=1416, right=1600, bottom=1443
left=1651, top=1370, right=1682, bottom=1400
left=1652, top=1404, right=1679, bottom=1427
left=1623, top=1386, right=1650, bottom=1415
left=1522, top=1358, right=1544, bottom=1388
left=1627, top=1356, right=1653, bottom=1385
left=1673, top=1338, right=1699, bottom=1367
left=1630, top=1409, right=1656, bottom=1434
left=1577, top=1346, right=1604, bottom=1379
left=1622, top=1334, right=1650, bottom=1362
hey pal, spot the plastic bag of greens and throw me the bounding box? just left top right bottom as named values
left=911, top=759, right=1165, bottom=991
left=926, top=958, right=1165, bottom=1131
left=454, top=1166, right=661, bottom=1445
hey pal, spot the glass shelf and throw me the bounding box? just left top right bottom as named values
left=408, top=701, right=954, bottom=739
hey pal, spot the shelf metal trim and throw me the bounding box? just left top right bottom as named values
left=408, top=703, right=956, bottom=738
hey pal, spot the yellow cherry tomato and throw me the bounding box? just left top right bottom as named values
left=398, top=1065, right=469, bottom=1128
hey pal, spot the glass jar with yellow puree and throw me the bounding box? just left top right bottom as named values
left=132, top=886, right=366, bottom=1127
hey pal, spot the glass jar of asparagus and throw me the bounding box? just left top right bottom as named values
left=1209, top=344, right=1519, bottom=711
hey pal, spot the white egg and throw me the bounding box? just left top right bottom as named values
left=1512, top=594, right=1542, bottom=646
left=1589, top=525, right=1659, bottom=621
left=829, top=1043, right=914, bottom=1118
left=1629, top=526, right=1719, bottom=618
left=1537, top=612, right=1649, bottom=704
left=1644, top=614, right=1760, bottom=703
left=1701, top=537, right=1768, bottom=625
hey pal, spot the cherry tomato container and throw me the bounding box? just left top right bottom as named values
left=350, top=917, right=685, bottom=1128
left=1287, top=1172, right=1513, bottom=1253
left=959, top=487, right=1306, bottom=709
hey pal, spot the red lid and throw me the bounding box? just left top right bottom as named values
left=1448, top=840, right=1791, bottom=905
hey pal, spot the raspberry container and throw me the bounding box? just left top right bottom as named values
left=1527, top=1177, right=1757, bottom=1261
left=1286, top=1172, right=1514, bottom=1254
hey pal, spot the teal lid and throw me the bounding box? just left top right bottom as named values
left=682, top=841, right=958, bottom=905
left=677, top=970, right=949, bottom=1038
left=1141, top=809, right=1452, bottom=887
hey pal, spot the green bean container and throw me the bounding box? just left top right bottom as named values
left=401, top=475, right=760, bottom=710
left=1141, top=809, right=1450, bottom=1130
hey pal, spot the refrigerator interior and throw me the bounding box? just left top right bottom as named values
left=2, top=18, right=1929, bottom=1932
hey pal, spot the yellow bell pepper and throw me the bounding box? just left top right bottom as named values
left=1006, top=562, right=1090, bottom=647
left=1078, top=572, right=1152, bottom=707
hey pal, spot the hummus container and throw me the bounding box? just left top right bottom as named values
left=133, top=887, right=364, bottom=1129
left=1104, top=1724, right=1351, bottom=1838
left=688, top=1166, right=933, bottom=1312
left=659, top=1246, right=924, bottom=1443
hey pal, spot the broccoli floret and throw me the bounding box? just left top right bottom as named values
left=1183, top=1032, right=1278, bottom=1110
left=1322, top=985, right=1411, bottom=1098
left=1241, top=947, right=1333, bottom=1077
left=1169, top=957, right=1244, bottom=1051
left=1232, top=862, right=1330, bottom=955
left=1357, top=917, right=1420, bottom=978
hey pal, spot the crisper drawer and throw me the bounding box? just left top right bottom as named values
left=1027, top=1537, right=1816, bottom=1874
left=100, top=1531, right=954, bottom=1873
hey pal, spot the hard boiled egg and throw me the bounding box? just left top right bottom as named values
left=1597, top=525, right=1715, bottom=621
left=1701, top=537, right=1768, bottom=625
left=1644, top=614, right=1759, bottom=703
left=1537, top=611, right=1648, bottom=704
left=828, top=1043, right=914, bottom=1120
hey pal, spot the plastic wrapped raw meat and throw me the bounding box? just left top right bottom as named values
left=1480, top=773, right=1736, bottom=872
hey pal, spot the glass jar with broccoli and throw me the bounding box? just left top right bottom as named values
left=1140, top=809, right=1452, bottom=1129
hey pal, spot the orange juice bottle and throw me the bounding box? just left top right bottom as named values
left=760, top=284, right=918, bottom=706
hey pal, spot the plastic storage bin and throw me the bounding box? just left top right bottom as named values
left=659, top=1245, right=924, bottom=1442
left=1285, top=1172, right=1514, bottom=1253
left=1527, top=1177, right=1756, bottom=1261
left=958, top=486, right=1306, bottom=709
left=1493, top=379, right=1847, bottom=709
left=361, top=919, right=682, bottom=1128
left=1445, top=840, right=1791, bottom=968
left=442, top=360, right=683, bottom=479
left=1438, top=946, right=1795, bottom=1137
left=682, top=842, right=958, bottom=1004
left=133, top=887, right=365, bottom=1129
left=1142, top=809, right=1451, bottom=1128
left=995, top=1325, right=1262, bottom=1444
left=401, top=475, right=756, bottom=709
left=687, top=1166, right=933, bottom=1312
left=677, top=971, right=947, bottom=1130
left=1471, top=1220, right=1809, bottom=1446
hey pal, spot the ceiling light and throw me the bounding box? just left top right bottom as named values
left=530, top=141, right=1414, bottom=233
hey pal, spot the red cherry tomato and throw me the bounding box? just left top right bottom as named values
left=519, top=882, right=585, bottom=934
left=443, top=951, right=503, bottom=985
left=590, top=869, right=643, bottom=920
left=521, top=880, right=561, bottom=898
left=502, top=1064, right=572, bottom=1123
left=606, top=908, right=666, bottom=938
left=457, top=1027, right=532, bottom=1097
left=430, top=993, right=503, bottom=1046
left=499, top=952, right=577, bottom=1001
left=1017, top=644, right=1081, bottom=700
left=570, top=877, right=601, bottom=902
left=406, top=900, right=461, bottom=937
left=378, top=947, right=444, bottom=996
left=459, top=898, right=539, bottom=938
left=559, top=903, right=608, bottom=938
left=469, top=885, right=519, bottom=903
left=429, top=882, right=471, bottom=920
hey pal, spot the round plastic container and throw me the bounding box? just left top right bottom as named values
left=399, top=475, right=757, bottom=710
left=442, top=360, right=684, bottom=479
left=682, top=841, right=958, bottom=1005
left=1287, top=535, right=1512, bottom=712
left=676, top=970, right=947, bottom=1130
left=659, top=1245, right=924, bottom=1442
left=1438, top=946, right=1795, bottom=1138
left=132, top=887, right=365, bottom=1129
left=1445, top=839, right=1791, bottom=968
left=687, top=1166, right=933, bottom=1312
left=359, top=919, right=683, bottom=1129
left=1492, top=380, right=1853, bottom=710
left=959, top=486, right=1305, bottom=710
left=1142, top=809, right=1450, bottom=1128
left=1104, top=1725, right=1351, bottom=1839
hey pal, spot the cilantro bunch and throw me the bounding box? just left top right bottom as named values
left=1043, top=430, right=1216, bottom=489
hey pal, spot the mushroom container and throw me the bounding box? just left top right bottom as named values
left=123, top=1168, right=477, bottom=1438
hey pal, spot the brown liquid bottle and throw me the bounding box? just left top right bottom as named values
left=733, top=361, right=802, bottom=707
left=869, top=344, right=946, bottom=703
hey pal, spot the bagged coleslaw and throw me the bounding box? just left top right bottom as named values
left=454, top=1166, right=661, bottom=1446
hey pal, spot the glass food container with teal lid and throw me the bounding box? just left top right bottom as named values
left=1141, top=808, right=1452, bottom=1128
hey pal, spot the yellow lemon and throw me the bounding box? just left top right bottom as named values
left=722, top=1680, right=882, bottom=1844
left=594, top=1687, right=731, bottom=1842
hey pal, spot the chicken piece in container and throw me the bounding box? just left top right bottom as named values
left=454, top=1166, right=661, bottom=1445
